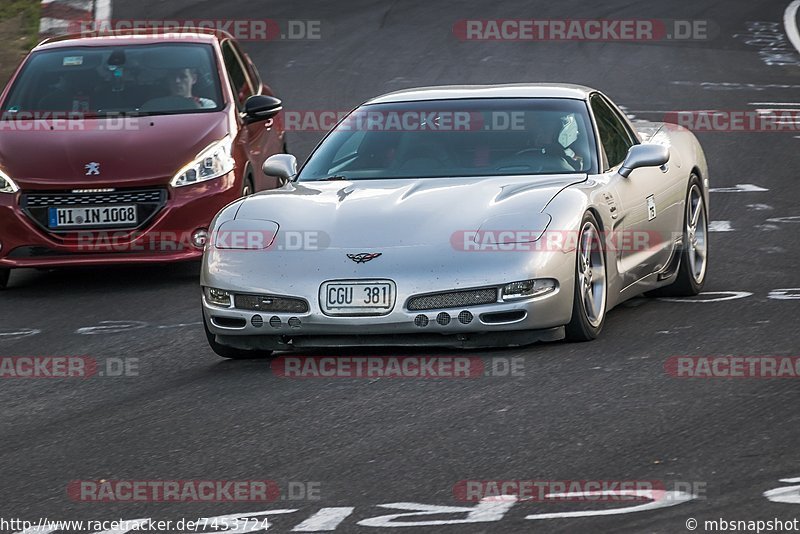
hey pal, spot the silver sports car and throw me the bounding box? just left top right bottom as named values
left=201, top=84, right=709, bottom=358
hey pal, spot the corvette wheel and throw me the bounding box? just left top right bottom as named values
left=565, top=212, right=607, bottom=342
left=0, top=268, right=9, bottom=290
left=203, top=318, right=273, bottom=360
left=651, top=175, right=708, bottom=296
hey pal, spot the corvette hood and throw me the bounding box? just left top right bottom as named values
left=0, top=111, right=229, bottom=189
left=234, top=174, right=586, bottom=248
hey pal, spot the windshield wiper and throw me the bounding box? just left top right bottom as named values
left=316, top=175, right=350, bottom=181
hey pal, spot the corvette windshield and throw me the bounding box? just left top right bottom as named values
left=1, top=43, right=224, bottom=117
left=298, top=98, right=597, bottom=181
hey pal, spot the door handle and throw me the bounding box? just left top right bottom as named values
left=660, top=163, right=669, bottom=173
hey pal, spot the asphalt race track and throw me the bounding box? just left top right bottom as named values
left=2, top=1, right=800, bottom=532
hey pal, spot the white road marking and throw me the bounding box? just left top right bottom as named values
left=709, top=221, right=734, bottom=232
left=198, top=509, right=299, bottom=532
left=672, top=81, right=800, bottom=91
left=749, top=102, right=800, bottom=105
left=526, top=490, right=695, bottom=520
left=358, top=499, right=516, bottom=527
left=659, top=291, right=753, bottom=303
left=157, top=322, right=203, bottom=329
left=767, top=215, right=800, bottom=223
left=13, top=528, right=57, bottom=534
left=76, top=321, right=148, bottom=335
left=784, top=0, right=800, bottom=56
left=736, top=20, right=800, bottom=66
left=0, top=328, right=41, bottom=341
left=709, top=184, right=768, bottom=193
left=293, top=508, right=355, bottom=531
left=765, top=483, right=800, bottom=504
left=746, top=203, right=773, bottom=210
left=781, top=478, right=800, bottom=483
left=768, top=288, right=800, bottom=300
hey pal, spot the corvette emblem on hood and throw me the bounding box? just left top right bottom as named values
left=347, top=252, right=382, bottom=263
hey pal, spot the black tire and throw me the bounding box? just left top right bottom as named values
left=203, top=318, right=272, bottom=360
left=565, top=211, right=607, bottom=342
left=649, top=174, right=708, bottom=297
left=0, top=268, right=9, bottom=290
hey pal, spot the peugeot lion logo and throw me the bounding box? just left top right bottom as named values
left=85, top=162, right=101, bottom=176
left=347, top=252, right=382, bottom=264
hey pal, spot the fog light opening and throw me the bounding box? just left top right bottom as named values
left=192, top=228, right=209, bottom=248
left=502, top=279, right=558, bottom=301
left=458, top=310, right=473, bottom=324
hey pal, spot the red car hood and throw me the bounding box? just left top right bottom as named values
left=0, top=111, right=230, bottom=190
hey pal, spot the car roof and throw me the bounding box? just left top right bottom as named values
left=365, top=83, right=595, bottom=105
left=34, top=28, right=226, bottom=51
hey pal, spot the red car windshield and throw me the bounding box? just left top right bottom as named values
left=1, top=43, right=224, bottom=117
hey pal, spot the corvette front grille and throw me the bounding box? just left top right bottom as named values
left=406, top=288, right=498, bottom=311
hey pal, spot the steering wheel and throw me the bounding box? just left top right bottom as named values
left=493, top=145, right=577, bottom=173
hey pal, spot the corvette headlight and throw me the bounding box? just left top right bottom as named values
left=0, top=169, right=19, bottom=194
left=213, top=219, right=279, bottom=250
left=171, top=137, right=234, bottom=187
left=204, top=287, right=232, bottom=307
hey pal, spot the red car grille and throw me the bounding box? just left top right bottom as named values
left=20, top=188, right=168, bottom=234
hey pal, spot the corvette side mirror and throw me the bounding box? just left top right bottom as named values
left=263, top=154, right=297, bottom=181
left=619, top=144, right=669, bottom=178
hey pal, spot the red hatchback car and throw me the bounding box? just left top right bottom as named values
left=0, top=28, right=287, bottom=289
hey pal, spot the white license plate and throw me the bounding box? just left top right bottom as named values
left=320, top=280, right=396, bottom=316
left=48, top=205, right=138, bottom=228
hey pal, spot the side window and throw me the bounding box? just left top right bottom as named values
left=221, top=41, right=253, bottom=108
left=245, top=58, right=262, bottom=94
left=590, top=95, right=634, bottom=170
